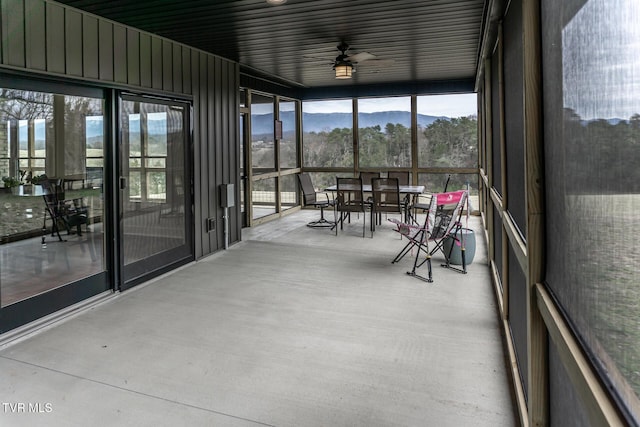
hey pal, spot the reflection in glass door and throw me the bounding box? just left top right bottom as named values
left=119, top=95, right=192, bottom=289
left=0, top=84, right=109, bottom=333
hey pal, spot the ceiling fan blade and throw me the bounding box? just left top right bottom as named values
left=303, top=55, right=333, bottom=62
left=346, top=51, right=377, bottom=63
left=356, top=58, right=395, bottom=68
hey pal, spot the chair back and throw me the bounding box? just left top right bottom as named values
left=297, top=173, right=318, bottom=206
left=41, top=176, right=64, bottom=206
left=387, top=171, right=409, bottom=186
left=372, top=177, right=402, bottom=214
left=442, top=174, right=451, bottom=192
left=336, top=177, right=365, bottom=213
left=359, top=171, right=380, bottom=186
left=427, top=190, right=468, bottom=240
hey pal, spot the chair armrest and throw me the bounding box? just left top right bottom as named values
left=60, top=197, right=88, bottom=214
left=318, top=191, right=335, bottom=205
left=413, top=193, right=432, bottom=204
left=410, top=194, right=433, bottom=211
left=388, top=218, right=427, bottom=236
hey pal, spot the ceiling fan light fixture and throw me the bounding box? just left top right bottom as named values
left=334, top=62, right=353, bottom=79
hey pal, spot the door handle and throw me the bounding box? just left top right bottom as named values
left=120, top=177, right=127, bottom=190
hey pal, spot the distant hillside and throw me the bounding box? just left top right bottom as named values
left=251, top=111, right=449, bottom=135
left=580, top=118, right=626, bottom=126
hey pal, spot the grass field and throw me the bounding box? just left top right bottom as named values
left=561, top=194, right=640, bottom=405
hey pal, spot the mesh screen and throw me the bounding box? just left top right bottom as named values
left=490, top=52, right=502, bottom=195
left=508, top=242, right=528, bottom=402
left=492, top=205, right=503, bottom=285
left=549, top=340, right=591, bottom=427
left=503, top=0, right=526, bottom=239
left=542, top=0, right=640, bottom=420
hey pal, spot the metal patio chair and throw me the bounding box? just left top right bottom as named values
left=371, top=177, right=404, bottom=230
left=334, top=176, right=372, bottom=238
left=390, top=189, right=469, bottom=282
left=410, top=174, right=451, bottom=223
left=297, top=173, right=335, bottom=228
left=41, top=176, right=89, bottom=244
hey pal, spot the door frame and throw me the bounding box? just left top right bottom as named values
left=239, top=109, right=250, bottom=228
left=117, top=92, right=194, bottom=291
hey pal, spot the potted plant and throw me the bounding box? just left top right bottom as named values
left=28, top=174, right=46, bottom=185
left=2, top=176, right=20, bottom=192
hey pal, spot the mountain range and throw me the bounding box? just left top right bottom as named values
left=18, top=111, right=631, bottom=142
left=252, top=111, right=449, bottom=135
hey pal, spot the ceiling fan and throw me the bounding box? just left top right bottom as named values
left=331, top=42, right=394, bottom=79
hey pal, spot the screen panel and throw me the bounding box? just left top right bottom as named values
left=490, top=51, right=502, bottom=195
left=542, top=0, right=640, bottom=420
left=508, top=241, right=528, bottom=402
left=503, top=0, right=526, bottom=239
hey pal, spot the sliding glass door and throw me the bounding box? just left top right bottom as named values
left=0, top=80, right=109, bottom=333
left=119, top=95, right=193, bottom=289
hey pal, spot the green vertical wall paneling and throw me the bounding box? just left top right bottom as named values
left=182, top=47, right=191, bottom=95
left=214, top=56, right=223, bottom=192
left=126, top=29, right=140, bottom=86
left=65, top=8, right=82, bottom=76
left=198, top=51, right=210, bottom=253
left=2, top=0, right=25, bottom=67
left=232, top=62, right=241, bottom=243
left=219, top=59, right=227, bottom=184
left=213, top=55, right=222, bottom=247
left=45, top=2, right=64, bottom=73
left=82, top=14, right=99, bottom=79
left=113, top=24, right=126, bottom=83
left=162, top=39, right=172, bottom=91
left=0, top=0, right=3, bottom=62
left=139, top=33, right=151, bottom=87
left=172, top=43, right=182, bottom=93
left=207, top=53, right=216, bottom=251
left=191, top=50, right=202, bottom=257
left=98, top=20, right=113, bottom=81
left=200, top=50, right=209, bottom=250
left=151, top=36, right=162, bottom=89
left=25, top=0, right=45, bottom=70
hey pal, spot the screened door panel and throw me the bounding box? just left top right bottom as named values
left=119, top=95, right=193, bottom=288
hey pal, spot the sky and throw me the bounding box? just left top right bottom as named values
left=301, top=93, right=477, bottom=117
left=562, top=0, right=640, bottom=121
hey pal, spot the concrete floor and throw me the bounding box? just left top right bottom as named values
left=0, top=210, right=517, bottom=426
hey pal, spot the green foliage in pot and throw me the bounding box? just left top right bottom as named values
left=2, top=176, right=20, bottom=188
left=28, top=174, right=46, bottom=185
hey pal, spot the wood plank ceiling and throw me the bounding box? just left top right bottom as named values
left=55, top=0, right=488, bottom=94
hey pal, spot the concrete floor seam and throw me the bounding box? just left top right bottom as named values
left=1, top=355, right=277, bottom=427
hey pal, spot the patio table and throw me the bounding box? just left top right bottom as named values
left=324, top=184, right=426, bottom=228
